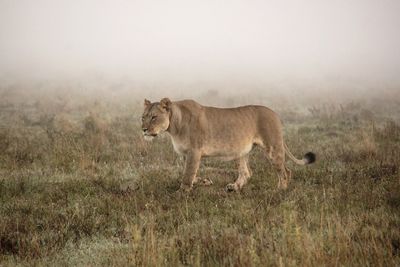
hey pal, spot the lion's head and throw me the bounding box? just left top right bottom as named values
left=141, top=98, right=171, bottom=141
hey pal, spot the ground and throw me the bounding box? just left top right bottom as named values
left=0, top=87, right=399, bottom=266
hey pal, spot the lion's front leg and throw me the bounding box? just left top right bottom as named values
left=180, top=150, right=201, bottom=192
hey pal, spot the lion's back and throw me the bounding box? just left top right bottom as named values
left=176, top=100, right=281, bottom=135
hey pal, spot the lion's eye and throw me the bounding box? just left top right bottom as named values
left=151, top=116, right=157, bottom=121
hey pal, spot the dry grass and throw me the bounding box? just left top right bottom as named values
left=0, top=87, right=399, bottom=266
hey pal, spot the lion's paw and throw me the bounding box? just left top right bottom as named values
left=200, top=178, right=213, bottom=186
left=179, top=183, right=193, bottom=193
left=225, top=183, right=239, bottom=192
left=277, top=179, right=288, bottom=190
left=193, top=177, right=213, bottom=186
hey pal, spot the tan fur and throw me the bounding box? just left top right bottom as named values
left=142, top=98, right=314, bottom=192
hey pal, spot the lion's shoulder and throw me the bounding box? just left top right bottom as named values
left=174, top=99, right=204, bottom=114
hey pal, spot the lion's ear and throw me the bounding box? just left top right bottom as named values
left=144, top=99, right=151, bottom=108
left=160, top=98, right=171, bottom=111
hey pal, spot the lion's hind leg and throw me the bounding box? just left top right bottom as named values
left=266, top=145, right=291, bottom=189
left=226, top=155, right=251, bottom=192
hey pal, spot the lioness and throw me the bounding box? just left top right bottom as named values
left=141, top=98, right=315, bottom=192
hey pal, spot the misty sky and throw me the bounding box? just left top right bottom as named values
left=1, top=0, right=400, bottom=85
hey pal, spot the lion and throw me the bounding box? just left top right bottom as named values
left=141, top=98, right=315, bottom=192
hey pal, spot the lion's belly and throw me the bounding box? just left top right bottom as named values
left=201, top=140, right=254, bottom=161
left=169, top=132, right=261, bottom=160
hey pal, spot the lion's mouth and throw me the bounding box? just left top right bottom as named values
left=144, top=133, right=157, bottom=137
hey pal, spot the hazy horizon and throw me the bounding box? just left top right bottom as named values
left=1, top=0, right=400, bottom=89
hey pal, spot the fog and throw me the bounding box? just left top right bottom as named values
left=1, top=0, right=400, bottom=94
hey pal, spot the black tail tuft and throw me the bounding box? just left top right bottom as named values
left=304, top=152, right=316, bottom=164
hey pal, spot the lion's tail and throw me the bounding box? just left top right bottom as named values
left=284, top=143, right=316, bottom=165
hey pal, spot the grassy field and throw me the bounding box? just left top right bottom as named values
left=0, top=87, right=399, bottom=266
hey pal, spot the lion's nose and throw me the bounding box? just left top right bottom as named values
left=142, top=128, right=148, bottom=132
